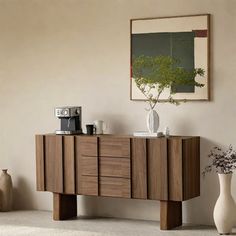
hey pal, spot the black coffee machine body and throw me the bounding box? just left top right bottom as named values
left=55, top=106, right=83, bottom=135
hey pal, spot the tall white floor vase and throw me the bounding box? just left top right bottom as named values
left=146, top=109, right=159, bottom=133
left=213, top=173, right=236, bottom=235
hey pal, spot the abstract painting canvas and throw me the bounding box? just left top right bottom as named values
left=130, top=14, right=210, bottom=101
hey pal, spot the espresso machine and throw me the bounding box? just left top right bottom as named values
left=55, top=106, right=83, bottom=135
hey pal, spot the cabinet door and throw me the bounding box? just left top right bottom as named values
left=36, top=135, right=76, bottom=194
left=131, top=138, right=147, bottom=199
left=147, top=138, right=168, bottom=200
left=131, top=138, right=168, bottom=200
left=76, top=136, right=98, bottom=196
left=44, top=135, right=63, bottom=193
left=168, top=137, right=200, bottom=201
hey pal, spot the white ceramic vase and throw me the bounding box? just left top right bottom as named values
left=213, top=173, right=236, bottom=234
left=0, top=169, right=13, bottom=212
left=146, top=109, right=159, bottom=133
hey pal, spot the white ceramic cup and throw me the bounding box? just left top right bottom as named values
left=93, top=120, right=106, bottom=134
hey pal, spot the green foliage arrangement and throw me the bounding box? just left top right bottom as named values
left=132, top=55, right=205, bottom=109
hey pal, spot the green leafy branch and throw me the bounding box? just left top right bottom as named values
left=132, top=55, right=205, bottom=109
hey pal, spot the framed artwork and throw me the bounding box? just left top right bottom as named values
left=130, top=14, right=210, bottom=101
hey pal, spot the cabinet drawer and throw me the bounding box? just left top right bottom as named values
left=76, top=136, right=98, bottom=156
left=99, top=157, right=130, bottom=178
left=78, top=176, right=98, bottom=196
left=81, top=156, right=98, bottom=176
left=99, top=177, right=131, bottom=198
left=99, top=137, right=130, bottom=158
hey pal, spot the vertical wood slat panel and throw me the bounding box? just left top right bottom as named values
left=45, top=135, right=63, bottom=193
left=75, top=136, right=98, bottom=195
left=63, top=136, right=75, bottom=194
left=168, top=138, right=183, bottom=201
left=183, top=137, right=200, bottom=200
left=131, top=138, right=147, bottom=199
left=35, top=135, right=45, bottom=191
left=147, top=138, right=168, bottom=200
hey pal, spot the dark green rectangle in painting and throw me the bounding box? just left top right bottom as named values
left=171, top=32, right=195, bottom=93
left=131, top=32, right=195, bottom=93
left=132, top=33, right=171, bottom=57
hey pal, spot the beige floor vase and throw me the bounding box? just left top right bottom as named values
left=213, top=173, right=236, bottom=234
left=0, top=169, right=13, bottom=211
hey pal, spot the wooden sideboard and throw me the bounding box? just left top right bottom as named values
left=35, top=134, right=200, bottom=230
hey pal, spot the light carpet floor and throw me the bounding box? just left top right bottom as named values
left=0, top=211, right=231, bottom=236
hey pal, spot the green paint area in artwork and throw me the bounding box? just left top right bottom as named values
left=132, top=32, right=195, bottom=93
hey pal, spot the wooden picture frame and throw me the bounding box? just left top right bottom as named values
left=130, top=14, right=210, bottom=101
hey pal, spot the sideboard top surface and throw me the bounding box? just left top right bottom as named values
left=36, top=133, right=199, bottom=140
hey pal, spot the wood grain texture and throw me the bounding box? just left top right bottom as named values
left=182, top=137, right=200, bottom=200
left=35, top=135, right=45, bottom=191
left=99, top=137, right=130, bottom=158
left=81, top=156, right=98, bottom=176
left=45, top=135, right=63, bottom=193
left=147, top=138, right=168, bottom=200
left=99, top=157, right=130, bottom=178
left=168, top=138, right=183, bottom=201
left=131, top=138, right=147, bottom=199
left=63, top=136, right=75, bottom=194
left=53, top=193, right=77, bottom=220
left=36, top=134, right=201, bottom=230
left=77, top=136, right=98, bottom=156
left=160, top=201, right=182, bottom=230
left=168, top=137, right=200, bottom=201
left=75, top=136, right=98, bottom=195
left=99, top=177, right=131, bottom=198
left=78, top=176, right=98, bottom=196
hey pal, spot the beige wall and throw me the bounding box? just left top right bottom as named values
left=0, top=0, right=236, bottom=225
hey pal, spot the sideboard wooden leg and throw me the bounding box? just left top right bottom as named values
left=160, top=200, right=182, bottom=230
left=53, top=193, right=77, bottom=220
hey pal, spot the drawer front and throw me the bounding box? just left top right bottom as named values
left=99, top=137, right=130, bottom=158
left=99, top=177, right=131, bottom=198
left=78, top=176, right=98, bottom=196
left=76, top=136, right=98, bottom=156
left=99, top=157, right=130, bottom=178
left=81, top=156, right=98, bottom=176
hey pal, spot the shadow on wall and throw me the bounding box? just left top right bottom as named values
left=92, top=113, right=132, bottom=134
left=13, top=177, right=34, bottom=210
left=184, top=137, right=220, bottom=225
